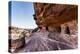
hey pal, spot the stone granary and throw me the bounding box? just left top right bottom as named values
left=31, top=3, right=78, bottom=51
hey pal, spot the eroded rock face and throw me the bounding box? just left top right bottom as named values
left=33, top=3, right=78, bottom=27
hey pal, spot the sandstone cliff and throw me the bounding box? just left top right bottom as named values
left=33, top=3, right=78, bottom=50
left=33, top=3, right=78, bottom=27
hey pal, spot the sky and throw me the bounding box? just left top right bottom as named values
left=10, top=1, right=37, bottom=29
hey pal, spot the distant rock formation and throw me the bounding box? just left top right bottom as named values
left=9, top=26, right=33, bottom=52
